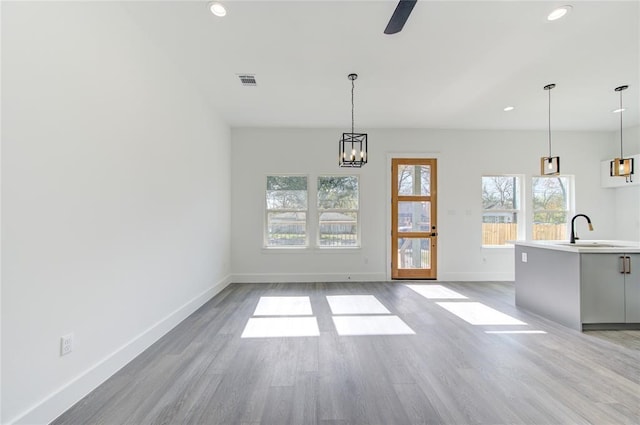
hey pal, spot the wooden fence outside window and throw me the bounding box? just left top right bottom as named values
left=482, top=223, right=566, bottom=245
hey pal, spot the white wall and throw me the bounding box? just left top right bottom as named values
left=612, top=125, right=640, bottom=241
left=1, top=3, right=231, bottom=424
left=231, top=127, right=622, bottom=283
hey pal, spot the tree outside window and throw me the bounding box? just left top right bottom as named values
left=482, top=176, right=521, bottom=245
left=265, top=176, right=308, bottom=247
left=317, top=176, right=359, bottom=247
left=532, top=176, right=570, bottom=240
left=397, top=164, right=430, bottom=196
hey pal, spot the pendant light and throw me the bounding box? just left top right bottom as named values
left=540, top=83, right=560, bottom=175
left=339, top=73, right=368, bottom=168
left=609, top=85, right=634, bottom=182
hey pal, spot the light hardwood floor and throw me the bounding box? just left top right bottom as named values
left=53, top=281, right=640, bottom=425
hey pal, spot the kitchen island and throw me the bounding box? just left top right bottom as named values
left=514, top=240, right=640, bottom=331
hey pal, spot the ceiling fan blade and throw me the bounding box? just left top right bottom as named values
left=384, top=0, right=417, bottom=34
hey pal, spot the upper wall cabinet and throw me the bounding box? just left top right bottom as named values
left=600, top=154, right=640, bottom=188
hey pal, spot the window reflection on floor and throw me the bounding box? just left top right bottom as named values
left=241, top=317, right=320, bottom=338
left=405, top=284, right=468, bottom=299
left=328, top=295, right=415, bottom=336
left=241, top=288, right=545, bottom=339
left=326, top=295, right=391, bottom=315
left=436, top=302, right=526, bottom=325
left=242, top=296, right=318, bottom=338
left=253, top=296, right=313, bottom=316
left=332, top=315, right=415, bottom=336
left=241, top=294, right=417, bottom=338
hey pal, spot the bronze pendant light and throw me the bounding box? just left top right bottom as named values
left=541, top=83, right=560, bottom=175
left=609, top=85, right=634, bottom=182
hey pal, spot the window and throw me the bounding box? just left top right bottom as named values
left=265, top=176, right=308, bottom=247
left=532, top=176, right=571, bottom=240
left=317, top=176, right=359, bottom=247
left=482, top=175, right=522, bottom=246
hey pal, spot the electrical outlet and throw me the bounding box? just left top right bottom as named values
left=60, top=333, right=74, bottom=356
left=521, top=252, right=528, bottom=263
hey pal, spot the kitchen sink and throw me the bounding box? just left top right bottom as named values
left=556, top=242, right=624, bottom=248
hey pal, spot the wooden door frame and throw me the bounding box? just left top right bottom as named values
left=386, top=153, right=439, bottom=280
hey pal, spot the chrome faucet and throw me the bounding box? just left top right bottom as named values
left=570, top=214, right=593, bottom=244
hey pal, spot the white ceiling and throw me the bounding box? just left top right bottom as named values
left=123, top=0, right=639, bottom=131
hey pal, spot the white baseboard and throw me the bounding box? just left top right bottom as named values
left=10, top=275, right=232, bottom=425
left=232, top=272, right=387, bottom=283
left=437, top=272, right=514, bottom=281
left=232, top=272, right=513, bottom=283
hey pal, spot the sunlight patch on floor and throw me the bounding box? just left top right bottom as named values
left=436, top=302, right=526, bottom=325
left=405, top=284, right=468, bottom=299
left=485, top=330, right=546, bottom=334
left=253, top=296, right=313, bottom=316
left=326, top=295, right=391, bottom=315
left=332, top=315, right=415, bottom=336
left=241, top=317, right=320, bottom=338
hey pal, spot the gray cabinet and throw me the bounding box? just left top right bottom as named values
left=581, top=254, right=625, bottom=323
left=581, top=253, right=640, bottom=324
left=625, top=254, right=640, bottom=322
left=515, top=242, right=640, bottom=331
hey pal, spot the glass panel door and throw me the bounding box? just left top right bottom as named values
left=392, top=159, right=437, bottom=279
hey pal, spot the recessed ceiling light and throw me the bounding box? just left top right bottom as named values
left=503, top=106, right=515, bottom=112
left=612, top=108, right=626, bottom=113
left=547, top=5, right=572, bottom=21
left=209, top=2, right=226, bottom=17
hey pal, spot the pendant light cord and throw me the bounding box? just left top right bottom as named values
left=548, top=86, right=552, bottom=157
left=351, top=78, right=355, bottom=134
left=619, top=88, right=624, bottom=158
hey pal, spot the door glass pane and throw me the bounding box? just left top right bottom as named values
left=398, top=202, right=430, bottom=232
left=397, top=238, right=431, bottom=269
left=398, top=165, right=430, bottom=196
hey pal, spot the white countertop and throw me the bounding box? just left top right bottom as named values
left=513, top=240, right=640, bottom=253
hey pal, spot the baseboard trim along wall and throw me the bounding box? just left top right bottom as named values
left=232, top=272, right=387, bottom=283
left=437, top=272, right=514, bottom=282
left=10, top=275, right=233, bottom=425
left=232, top=272, right=513, bottom=283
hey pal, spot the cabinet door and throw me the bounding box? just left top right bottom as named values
left=625, top=254, right=640, bottom=323
left=581, top=254, right=626, bottom=323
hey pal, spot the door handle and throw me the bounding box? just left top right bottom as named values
left=620, top=256, right=631, bottom=274
left=625, top=256, right=631, bottom=274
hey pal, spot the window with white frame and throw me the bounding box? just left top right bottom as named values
left=317, top=176, right=359, bottom=247
left=532, top=176, right=572, bottom=241
left=482, top=175, right=522, bottom=246
left=265, top=176, right=308, bottom=247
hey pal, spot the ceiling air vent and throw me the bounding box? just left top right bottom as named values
left=237, top=74, right=257, bottom=87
